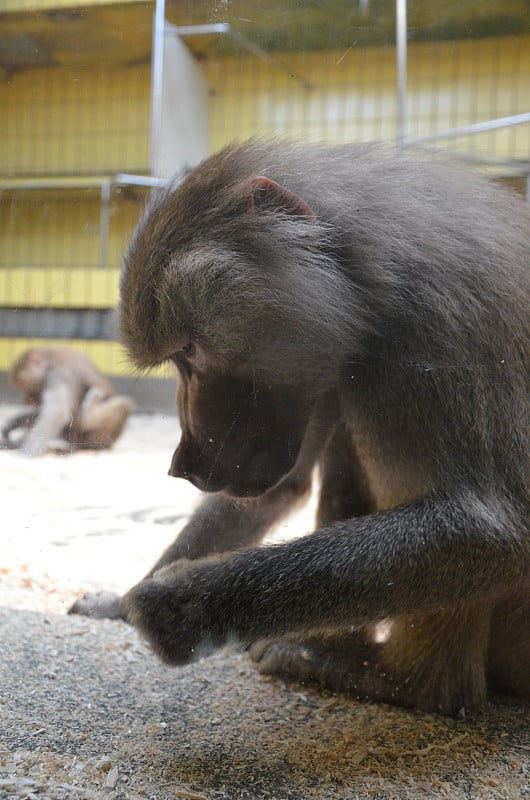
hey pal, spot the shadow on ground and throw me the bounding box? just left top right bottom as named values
left=0, top=407, right=528, bottom=799
left=1, top=606, right=529, bottom=800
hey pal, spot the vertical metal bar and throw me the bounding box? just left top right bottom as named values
left=99, top=181, right=111, bottom=269
left=150, top=0, right=166, bottom=177
left=396, top=0, right=407, bottom=144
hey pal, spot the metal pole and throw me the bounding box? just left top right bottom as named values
left=172, top=22, right=313, bottom=91
left=115, top=173, right=168, bottom=188
left=150, top=0, right=166, bottom=177
left=99, top=180, right=111, bottom=269
left=405, top=111, right=530, bottom=144
left=396, top=0, right=407, bottom=144
left=173, top=23, right=230, bottom=36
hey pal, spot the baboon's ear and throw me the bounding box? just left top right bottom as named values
left=248, top=176, right=316, bottom=220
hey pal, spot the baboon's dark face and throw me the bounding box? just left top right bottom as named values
left=168, top=354, right=313, bottom=497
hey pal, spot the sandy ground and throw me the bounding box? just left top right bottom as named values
left=0, top=403, right=528, bottom=800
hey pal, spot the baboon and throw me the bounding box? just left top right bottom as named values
left=71, top=142, right=529, bottom=715
left=3, top=346, right=133, bottom=455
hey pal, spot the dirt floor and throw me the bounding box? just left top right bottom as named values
left=0, top=404, right=528, bottom=800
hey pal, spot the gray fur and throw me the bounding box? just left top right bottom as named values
left=88, top=141, right=529, bottom=715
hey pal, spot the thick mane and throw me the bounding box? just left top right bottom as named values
left=80, top=140, right=530, bottom=714
left=119, top=141, right=529, bottom=393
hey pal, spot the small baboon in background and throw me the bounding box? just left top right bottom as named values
left=3, top=346, right=133, bottom=455
left=72, top=142, right=529, bottom=716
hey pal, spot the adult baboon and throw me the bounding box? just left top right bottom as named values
left=72, top=142, right=529, bottom=715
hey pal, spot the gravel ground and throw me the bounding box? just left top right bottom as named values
left=0, top=404, right=528, bottom=800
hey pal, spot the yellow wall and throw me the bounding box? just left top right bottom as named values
left=0, top=0, right=147, bottom=19
left=0, top=336, right=173, bottom=378
left=0, top=64, right=151, bottom=175
left=0, top=189, right=144, bottom=270
left=1, top=34, right=529, bottom=376
left=0, top=268, right=120, bottom=308
left=205, top=36, right=530, bottom=158
left=2, top=37, right=528, bottom=178
left=0, top=337, right=133, bottom=377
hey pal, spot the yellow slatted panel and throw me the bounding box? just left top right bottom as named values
left=0, top=338, right=170, bottom=378
left=205, top=37, right=530, bottom=159
left=0, top=269, right=120, bottom=308
left=1, top=0, right=148, bottom=16
left=0, top=64, right=151, bottom=175
left=0, top=190, right=143, bottom=271
left=0, top=338, right=128, bottom=375
left=2, top=38, right=529, bottom=177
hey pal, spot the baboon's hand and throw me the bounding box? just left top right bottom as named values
left=122, top=560, right=226, bottom=664
left=68, top=591, right=125, bottom=620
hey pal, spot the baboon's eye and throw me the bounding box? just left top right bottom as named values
left=169, top=341, right=196, bottom=370
left=181, top=341, right=196, bottom=357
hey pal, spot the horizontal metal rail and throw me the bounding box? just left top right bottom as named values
left=171, top=21, right=313, bottom=90
left=405, top=112, right=530, bottom=144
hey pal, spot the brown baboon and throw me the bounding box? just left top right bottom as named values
left=3, top=346, right=133, bottom=455
left=71, top=142, right=529, bottom=715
